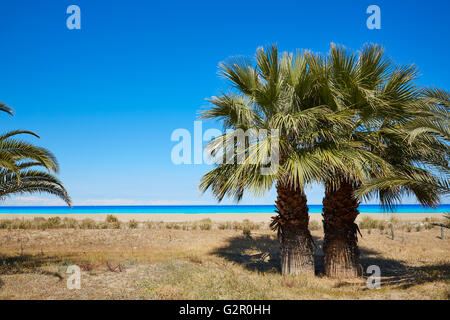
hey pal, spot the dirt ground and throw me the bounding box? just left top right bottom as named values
left=0, top=223, right=448, bottom=300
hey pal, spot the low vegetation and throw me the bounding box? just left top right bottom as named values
left=0, top=219, right=448, bottom=300
left=358, top=216, right=448, bottom=235
left=0, top=216, right=270, bottom=231
left=1, top=216, right=447, bottom=235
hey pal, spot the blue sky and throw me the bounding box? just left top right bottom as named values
left=0, top=0, right=449, bottom=206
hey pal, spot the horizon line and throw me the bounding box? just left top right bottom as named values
left=1, top=204, right=449, bottom=207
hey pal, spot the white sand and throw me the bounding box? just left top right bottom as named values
left=0, top=212, right=445, bottom=223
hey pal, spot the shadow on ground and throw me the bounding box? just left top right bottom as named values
left=0, top=254, right=65, bottom=280
left=211, top=234, right=322, bottom=274
left=212, top=234, right=450, bottom=289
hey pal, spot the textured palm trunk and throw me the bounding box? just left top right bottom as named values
left=273, top=182, right=314, bottom=275
left=322, top=179, right=361, bottom=278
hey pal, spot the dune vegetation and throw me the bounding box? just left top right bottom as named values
left=0, top=215, right=448, bottom=299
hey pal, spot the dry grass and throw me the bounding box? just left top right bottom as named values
left=0, top=217, right=448, bottom=300
left=358, top=216, right=448, bottom=234
left=0, top=216, right=269, bottom=232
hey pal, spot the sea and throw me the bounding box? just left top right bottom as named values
left=0, top=204, right=448, bottom=214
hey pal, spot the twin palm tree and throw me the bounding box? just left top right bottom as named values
left=0, top=102, right=71, bottom=206
left=200, top=46, right=360, bottom=275
left=200, top=44, right=449, bottom=277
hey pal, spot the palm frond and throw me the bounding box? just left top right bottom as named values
left=0, top=102, right=14, bottom=116
left=0, top=169, right=72, bottom=206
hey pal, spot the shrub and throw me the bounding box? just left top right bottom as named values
left=389, top=216, right=400, bottom=225
left=12, top=219, right=31, bottom=229
left=80, top=218, right=97, bottom=229
left=62, top=217, right=78, bottom=229
left=111, top=221, right=121, bottom=229
left=98, top=222, right=109, bottom=229
left=359, top=217, right=379, bottom=229
left=198, top=219, right=212, bottom=230
left=32, top=217, right=47, bottom=229
left=128, top=219, right=138, bottom=229
left=218, top=221, right=232, bottom=230
left=0, top=220, right=11, bottom=229
left=47, top=217, right=61, bottom=228
left=309, top=220, right=320, bottom=231
left=145, top=221, right=163, bottom=229
left=242, top=226, right=251, bottom=238
left=242, top=219, right=261, bottom=231
left=165, top=223, right=175, bottom=229
left=106, top=215, right=119, bottom=223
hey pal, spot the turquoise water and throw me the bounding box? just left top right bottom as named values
left=0, top=204, right=448, bottom=214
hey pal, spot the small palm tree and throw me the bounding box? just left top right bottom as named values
left=0, top=102, right=71, bottom=206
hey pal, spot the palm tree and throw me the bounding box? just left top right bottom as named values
left=0, top=102, right=71, bottom=206
left=317, top=45, right=449, bottom=278
left=199, top=45, right=382, bottom=275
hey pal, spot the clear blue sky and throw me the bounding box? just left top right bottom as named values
left=0, top=0, right=449, bottom=205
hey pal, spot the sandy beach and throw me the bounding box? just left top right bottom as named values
left=0, top=211, right=445, bottom=223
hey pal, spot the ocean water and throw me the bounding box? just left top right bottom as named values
left=0, top=204, right=448, bottom=214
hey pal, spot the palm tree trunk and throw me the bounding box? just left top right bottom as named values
left=273, top=182, right=314, bottom=275
left=322, top=179, right=361, bottom=278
